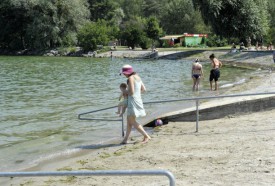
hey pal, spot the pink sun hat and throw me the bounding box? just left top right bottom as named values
left=120, top=64, right=134, bottom=75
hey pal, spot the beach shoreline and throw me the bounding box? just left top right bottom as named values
left=3, top=50, right=275, bottom=186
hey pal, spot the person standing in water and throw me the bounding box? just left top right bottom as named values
left=120, top=64, right=151, bottom=144
left=191, top=58, right=204, bottom=91
left=209, top=54, right=222, bottom=91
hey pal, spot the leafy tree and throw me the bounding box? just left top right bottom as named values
left=0, top=0, right=90, bottom=50
left=77, top=20, right=110, bottom=51
left=25, top=0, right=90, bottom=49
left=88, top=0, right=120, bottom=22
left=0, top=0, right=31, bottom=49
left=266, top=0, right=275, bottom=44
left=160, top=0, right=208, bottom=34
left=121, top=18, right=146, bottom=49
left=139, top=35, right=151, bottom=49
left=267, top=0, right=275, bottom=27
left=120, top=0, right=144, bottom=20
left=142, top=0, right=166, bottom=18
left=192, top=0, right=269, bottom=41
left=145, top=17, right=163, bottom=46
left=206, top=34, right=228, bottom=47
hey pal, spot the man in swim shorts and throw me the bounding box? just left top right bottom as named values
left=209, top=54, right=222, bottom=91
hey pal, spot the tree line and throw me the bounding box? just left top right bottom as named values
left=0, top=0, right=274, bottom=52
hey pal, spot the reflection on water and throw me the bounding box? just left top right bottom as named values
left=0, top=56, right=257, bottom=171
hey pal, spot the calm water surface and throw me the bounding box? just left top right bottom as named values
left=0, top=56, right=257, bottom=171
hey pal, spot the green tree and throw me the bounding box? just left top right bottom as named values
left=0, top=0, right=31, bottom=49
left=192, top=0, right=269, bottom=41
left=160, top=0, right=208, bottom=34
left=145, top=17, right=163, bottom=46
left=266, top=0, right=275, bottom=44
left=142, top=0, right=166, bottom=18
left=25, top=0, right=90, bottom=49
left=77, top=20, right=110, bottom=51
left=120, top=0, right=144, bottom=20
left=88, top=0, right=120, bottom=22
left=121, top=18, right=146, bottom=49
left=0, top=0, right=90, bottom=50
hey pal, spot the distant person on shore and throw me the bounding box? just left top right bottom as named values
left=273, top=50, right=275, bottom=63
left=267, top=42, right=273, bottom=50
left=116, top=83, right=128, bottom=117
left=120, top=64, right=151, bottom=144
left=209, top=54, right=222, bottom=91
left=113, top=42, right=117, bottom=50
left=239, top=42, right=245, bottom=51
left=191, top=58, right=204, bottom=91
left=231, top=43, right=237, bottom=53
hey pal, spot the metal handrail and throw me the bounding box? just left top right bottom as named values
left=78, top=105, right=121, bottom=121
left=78, top=91, right=275, bottom=134
left=78, top=105, right=125, bottom=136
left=0, top=170, right=175, bottom=186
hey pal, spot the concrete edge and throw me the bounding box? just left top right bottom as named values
left=167, top=95, right=275, bottom=122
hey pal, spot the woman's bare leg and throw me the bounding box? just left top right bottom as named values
left=196, top=78, right=201, bottom=91
left=128, top=116, right=151, bottom=143
left=121, top=117, right=133, bottom=144
left=192, top=77, right=196, bottom=91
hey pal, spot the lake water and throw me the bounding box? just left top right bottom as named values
left=0, top=56, right=259, bottom=172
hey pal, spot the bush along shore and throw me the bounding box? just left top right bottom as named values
left=0, top=46, right=109, bottom=57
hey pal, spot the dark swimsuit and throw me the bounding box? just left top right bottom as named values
left=192, top=64, right=201, bottom=79
left=192, top=74, right=201, bottom=79
left=209, top=68, right=220, bottom=81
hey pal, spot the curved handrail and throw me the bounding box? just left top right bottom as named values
left=0, top=170, right=176, bottom=186
left=77, top=91, right=275, bottom=134
left=78, top=105, right=122, bottom=121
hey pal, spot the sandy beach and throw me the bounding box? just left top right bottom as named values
left=4, top=50, right=275, bottom=186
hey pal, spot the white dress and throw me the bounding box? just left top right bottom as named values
left=127, top=77, right=146, bottom=117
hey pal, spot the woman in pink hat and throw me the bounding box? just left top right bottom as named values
left=120, top=64, right=151, bottom=144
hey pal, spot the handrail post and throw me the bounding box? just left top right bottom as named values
left=122, top=115, right=125, bottom=137
left=196, top=99, right=199, bottom=132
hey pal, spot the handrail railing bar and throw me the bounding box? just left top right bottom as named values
left=78, top=118, right=122, bottom=121
left=0, top=170, right=175, bottom=186
left=77, top=91, right=275, bottom=135
left=78, top=105, right=118, bottom=118
left=78, top=92, right=275, bottom=118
